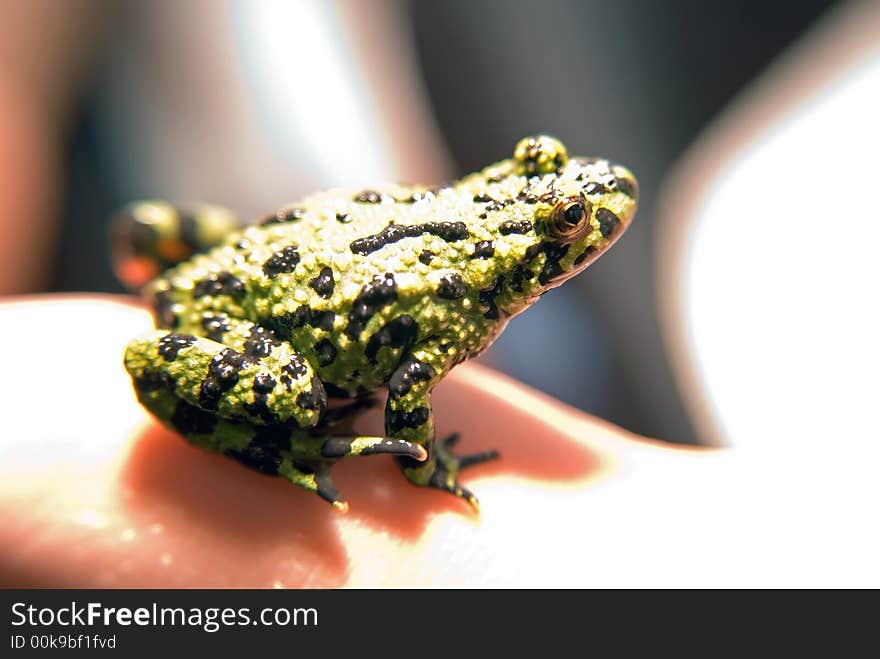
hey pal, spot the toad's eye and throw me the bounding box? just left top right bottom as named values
left=513, top=135, right=569, bottom=175
left=548, top=195, right=592, bottom=243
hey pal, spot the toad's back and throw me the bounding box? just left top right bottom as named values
left=145, top=180, right=515, bottom=395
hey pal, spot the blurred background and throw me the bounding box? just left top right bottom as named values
left=0, top=0, right=842, bottom=445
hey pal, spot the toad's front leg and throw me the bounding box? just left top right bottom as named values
left=387, top=347, right=499, bottom=511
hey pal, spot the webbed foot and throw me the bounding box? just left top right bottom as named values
left=398, top=433, right=499, bottom=512
left=281, top=434, right=428, bottom=512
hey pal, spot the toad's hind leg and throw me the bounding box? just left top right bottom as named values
left=278, top=433, right=428, bottom=511
left=280, top=433, right=429, bottom=511
left=111, top=201, right=238, bottom=290
left=126, top=330, right=427, bottom=510
left=128, top=371, right=425, bottom=511
left=124, top=329, right=328, bottom=430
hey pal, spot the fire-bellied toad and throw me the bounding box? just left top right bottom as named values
left=115, top=136, right=638, bottom=513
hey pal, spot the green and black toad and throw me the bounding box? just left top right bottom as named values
left=115, top=136, right=638, bottom=513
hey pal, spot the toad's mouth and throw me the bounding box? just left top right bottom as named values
left=540, top=221, right=633, bottom=290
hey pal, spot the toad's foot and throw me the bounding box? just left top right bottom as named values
left=397, top=433, right=499, bottom=512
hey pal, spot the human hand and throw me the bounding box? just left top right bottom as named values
left=0, top=296, right=722, bottom=587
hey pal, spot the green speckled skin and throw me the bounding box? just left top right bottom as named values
left=120, top=136, right=638, bottom=512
